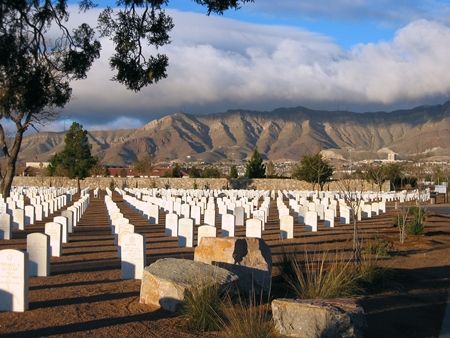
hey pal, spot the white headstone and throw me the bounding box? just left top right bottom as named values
left=197, top=225, right=217, bottom=245
left=146, top=204, right=159, bottom=224
left=34, top=204, right=43, bottom=221
left=234, top=207, right=245, bottom=226
left=191, top=205, right=201, bottom=225
left=221, top=214, right=235, bottom=237
left=305, top=211, right=318, bottom=232
left=44, top=222, right=62, bottom=257
left=27, top=233, right=50, bottom=277
left=280, top=215, right=294, bottom=239
left=204, top=209, right=216, bottom=226
left=324, top=209, right=335, bottom=228
left=0, top=249, right=28, bottom=312
left=12, top=209, right=25, bottom=230
left=61, top=210, right=73, bottom=233
left=24, top=206, right=35, bottom=225
left=165, top=213, right=178, bottom=237
left=121, top=233, right=146, bottom=280
left=0, top=214, right=11, bottom=240
left=181, top=203, right=191, bottom=219
left=245, top=218, right=262, bottom=238
left=178, top=218, right=194, bottom=247
left=362, top=204, right=372, bottom=219
left=54, top=216, right=69, bottom=243
left=340, top=207, right=350, bottom=225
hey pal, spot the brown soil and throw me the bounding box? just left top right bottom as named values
left=0, top=192, right=449, bottom=338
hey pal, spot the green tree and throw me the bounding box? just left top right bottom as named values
left=189, top=166, right=203, bottom=178
left=49, top=122, right=97, bottom=190
left=383, top=162, right=404, bottom=190
left=133, top=155, right=154, bottom=177
left=292, top=153, right=333, bottom=191
left=364, top=163, right=388, bottom=192
left=245, top=148, right=266, bottom=178
left=90, top=163, right=109, bottom=177
left=0, top=0, right=253, bottom=197
left=202, top=166, right=221, bottom=178
left=171, top=163, right=182, bottom=178
left=229, top=165, right=238, bottom=179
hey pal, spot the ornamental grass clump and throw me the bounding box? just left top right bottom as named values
left=220, top=294, right=275, bottom=338
left=283, top=250, right=360, bottom=299
left=181, top=282, right=222, bottom=332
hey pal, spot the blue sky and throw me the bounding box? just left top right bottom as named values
left=55, top=0, right=450, bottom=130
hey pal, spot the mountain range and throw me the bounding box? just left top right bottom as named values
left=20, top=101, right=450, bottom=165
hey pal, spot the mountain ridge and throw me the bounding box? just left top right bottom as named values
left=18, top=101, right=450, bottom=165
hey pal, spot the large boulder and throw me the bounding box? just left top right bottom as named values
left=271, top=298, right=366, bottom=338
left=194, top=237, right=272, bottom=294
left=139, top=258, right=238, bottom=312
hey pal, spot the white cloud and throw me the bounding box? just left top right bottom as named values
left=62, top=8, right=450, bottom=125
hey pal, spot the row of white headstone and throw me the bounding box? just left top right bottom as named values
left=104, top=195, right=146, bottom=281
left=0, top=187, right=77, bottom=240
left=0, top=189, right=90, bottom=312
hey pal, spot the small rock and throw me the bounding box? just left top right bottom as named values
left=194, top=237, right=272, bottom=294
left=139, top=258, right=238, bottom=312
left=271, top=298, right=366, bottom=338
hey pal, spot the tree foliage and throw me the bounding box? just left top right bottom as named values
left=0, top=0, right=253, bottom=197
left=364, top=164, right=388, bottom=192
left=229, top=165, right=238, bottom=179
left=133, top=155, right=154, bottom=176
left=48, top=122, right=97, bottom=180
left=245, top=148, right=266, bottom=178
left=292, top=153, right=333, bottom=190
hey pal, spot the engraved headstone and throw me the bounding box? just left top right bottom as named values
left=0, top=249, right=28, bottom=312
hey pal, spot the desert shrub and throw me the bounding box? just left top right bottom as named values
left=357, top=256, right=391, bottom=291
left=220, top=295, right=275, bottom=338
left=282, top=251, right=360, bottom=299
left=363, top=236, right=393, bottom=257
left=407, top=207, right=426, bottom=235
left=181, top=283, right=222, bottom=332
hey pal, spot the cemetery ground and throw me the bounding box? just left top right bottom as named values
left=0, top=191, right=449, bottom=337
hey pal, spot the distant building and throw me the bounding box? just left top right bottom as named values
left=387, top=153, right=398, bottom=161
left=107, top=167, right=136, bottom=177
left=25, top=162, right=49, bottom=168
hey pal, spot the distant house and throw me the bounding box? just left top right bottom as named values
left=107, top=167, right=137, bottom=177
left=148, top=167, right=172, bottom=177
left=147, top=167, right=190, bottom=178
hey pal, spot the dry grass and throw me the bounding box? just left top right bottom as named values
left=220, top=294, right=275, bottom=338
left=283, top=250, right=361, bottom=299
left=181, top=282, right=222, bottom=332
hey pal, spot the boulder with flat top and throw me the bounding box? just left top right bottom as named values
left=139, top=258, right=238, bottom=312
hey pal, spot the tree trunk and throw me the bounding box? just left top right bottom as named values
left=77, top=177, right=81, bottom=193
left=0, top=129, right=24, bottom=198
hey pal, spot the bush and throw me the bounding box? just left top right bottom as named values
left=357, top=256, right=391, bottom=291
left=220, top=295, right=274, bottom=338
left=282, top=249, right=393, bottom=297
left=407, top=207, right=426, bottom=235
left=181, top=283, right=222, bottom=332
left=283, top=251, right=360, bottom=299
left=363, top=236, right=392, bottom=257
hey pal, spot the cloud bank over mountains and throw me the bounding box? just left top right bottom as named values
left=59, top=6, right=450, bottom=130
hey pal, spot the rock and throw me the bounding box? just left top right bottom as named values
left=271, top=298, right=366, bottom=338
left=194, top=237, right=272, bottom=294
left=139, top=258, right=238, bottom=312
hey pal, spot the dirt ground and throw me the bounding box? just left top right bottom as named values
left=0, top=191, right=449, bottom=338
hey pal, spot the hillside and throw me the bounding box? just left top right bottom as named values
left=19, top=101, right=450, bottom=165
